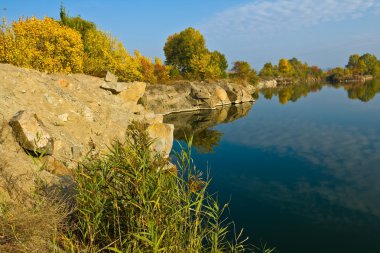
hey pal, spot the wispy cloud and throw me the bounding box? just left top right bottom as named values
left=203, top=0, right=377, bottom=37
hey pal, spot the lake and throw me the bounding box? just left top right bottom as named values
left=164, top=81, right=380, bottom=253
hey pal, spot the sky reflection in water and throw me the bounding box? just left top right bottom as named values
left=166, top=81, right=380, bottom=253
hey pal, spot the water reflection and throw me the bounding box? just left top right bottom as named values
left=164, top=103, right=253, bottom=153
left=259, top=79, right=380, bottom=104
left=166, top=84, right=380, bottom=252
left=340, top=79, right=380, bottom=102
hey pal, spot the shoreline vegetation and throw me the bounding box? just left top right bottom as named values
left=0, top=5, right=379, bottom=253
left=0, top=124, right=274, bottom=253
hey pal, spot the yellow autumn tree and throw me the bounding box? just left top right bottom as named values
left=1, top=17, right=83, bottom=73
left=134, top=52, right=172, bottom=84
left=83, top=29, right=142, bottom=81
left=134, top=50, right=157, bottom=84
left=153, top=57, right=171, bottom=83
left=0, top=18, right=15, bottom=63
left=278, top=58, right=294, bottom=77
left=189, top=52, right=221, bottom=80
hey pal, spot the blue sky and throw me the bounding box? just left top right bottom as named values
left=2, top=0, right=380, bottom=70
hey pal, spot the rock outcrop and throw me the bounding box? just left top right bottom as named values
left=0, top=64, right=172, bottom=182
left=9, top=110, right=54, bottom=155
left=145, top=80, right=255, bottom=114
left=0, top=63, right=256, bottom=196
left=257, top=79, right=278, bottom=89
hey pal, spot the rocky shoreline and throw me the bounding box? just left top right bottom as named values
left=0, top=63, right=256, bottom=199
left=144, top=80, right=255, bottom=115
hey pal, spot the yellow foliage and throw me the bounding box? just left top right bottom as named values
left=278, top=58, right=294, bottom=77
left=83, top=29, right=142, bottom=82
left=134, top=50, right=156, bottom=84
left=1, top=16, right=170, bottom=84
left=154, top=57, right=171, bottom=83
left=1, top=17, right=83, bottom=73
left=189, top=52, right=221, bottom=80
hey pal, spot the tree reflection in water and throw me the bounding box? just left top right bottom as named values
left=260, top=79, right=380, bottom=104
left=164, top=103, right=253, bottom=153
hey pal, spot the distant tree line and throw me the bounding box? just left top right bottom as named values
left=0, top=6, right=379, bottom=86
left=327, top=53, right=380, bottom=82
left=258, top=58, right=324, bottom=81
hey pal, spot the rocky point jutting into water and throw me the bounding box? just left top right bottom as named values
left=0, top=63, right=255, bottom=199
left=144, top=80, right=255, bottom=114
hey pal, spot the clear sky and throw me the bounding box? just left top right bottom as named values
left=2, top=0, right=380, bottom=70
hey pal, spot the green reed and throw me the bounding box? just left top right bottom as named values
left=67, top=124, right=252, bottom=252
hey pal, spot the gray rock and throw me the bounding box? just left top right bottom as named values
left=9, top=110, right=54, bottom=155
left=105, top=71, right=118, bottom=82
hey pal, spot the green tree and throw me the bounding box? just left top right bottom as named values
left=164, top=27, right=207, bottom=75
left=60, top=5, right=96, bottom=39
left=359, top=53, right=379, bottom=76
left=164, top=27, right=227, bottom=80
left=231, top=61, right=258, bottom=84
left=210, top=50, right=228, bottom=77
left=259, top=62, right=277, bottom=77
left=288, top=57, right=308, bottom=78
left=346, top=53, right=380, bottom=77
left=346, top=54, right=360, bottom=72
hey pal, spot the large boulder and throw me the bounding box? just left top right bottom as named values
left=219, top=83, right=253, bottom=104
left=146, top=122, right=174, bottom=158
left=9, top=110, right=54, bottom=155
left=119, top=82, right=147, bottom=104
left=219, top=83, right=241, bottom=103
left=215, top=86, right=230, bottom=104
left=240, top=86, right=253, bottom=102
left=190, top=84, right=212, bottom=99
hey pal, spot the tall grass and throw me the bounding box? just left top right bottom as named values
left=0, top=123, right=274, bottom=252
left=65, top=124, right=251, bottom=252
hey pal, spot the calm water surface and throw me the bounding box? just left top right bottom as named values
left=164, top=81, right=380, bottom=253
